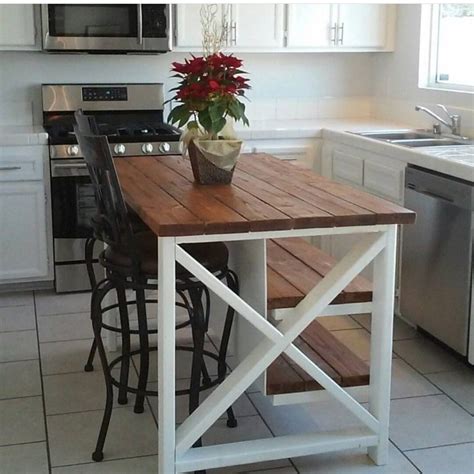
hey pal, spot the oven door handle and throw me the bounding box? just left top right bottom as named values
left=51, top=162, right=89, bottom=177
left=137, top=4, right=143, bottom=45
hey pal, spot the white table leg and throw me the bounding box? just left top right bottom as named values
left=158, top=237, right=177, bottom=473
left=368, top=225, right=397, bottom=465
left=229, top=239, right=267, bottom=392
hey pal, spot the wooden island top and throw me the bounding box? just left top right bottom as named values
left=114, top=153, right=415, bottom=237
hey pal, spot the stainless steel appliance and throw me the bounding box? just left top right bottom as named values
left=401, top=165, right=473, bottom=357
left=42, top=4, right=171, bottom=53
left=42, top=83, right=181, bottom=293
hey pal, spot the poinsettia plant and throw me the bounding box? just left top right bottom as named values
left=168, top=52, right=250, bottom=140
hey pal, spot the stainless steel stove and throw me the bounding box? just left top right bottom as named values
left=42, top=83, right=181, bottom=293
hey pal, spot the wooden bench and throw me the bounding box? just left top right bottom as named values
left=266, top=238, right=372, bottom=397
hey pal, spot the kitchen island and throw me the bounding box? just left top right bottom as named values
left=114, top=153, right=415, bottom=473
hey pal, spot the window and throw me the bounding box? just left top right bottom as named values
left=421, top=4, right=474, bottom=92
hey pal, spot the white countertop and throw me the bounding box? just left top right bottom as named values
left=0, top=126, right=49, bottom=146
left=235, top=118, right=407, bottom=139
left=322, top=128, right=474, bottom=183
left=1, top=118, right=472, bottom=182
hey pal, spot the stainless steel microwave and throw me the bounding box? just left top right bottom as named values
left=41, top=4, right=171, bottom=53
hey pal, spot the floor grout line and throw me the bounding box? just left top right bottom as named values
left=0, top=439, right=48, bottom=449
left=388, top=437, right=423, bottom=473
left=33, top=290, right=53, bottom=474
left=403, top=440, right=474, bottom=453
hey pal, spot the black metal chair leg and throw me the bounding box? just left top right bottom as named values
left=134, top=286, right=149, bottom=414
left=220, top=271, right=239, bottom=429
left=188, top=288, right=207, bottom=474
left=116, top=284, right=131, bottom=405
left=84, top=339, right=97, bottom=372
left=84, top=237, right=98, bottom=372
left=91, top=280, right=115, bottom=462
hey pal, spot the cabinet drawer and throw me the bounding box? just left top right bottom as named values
left=332, top=150, right=363, bottom=186
left=364, top=160, right=403, bottom=202
left=0, top=147, right=44, bottom=181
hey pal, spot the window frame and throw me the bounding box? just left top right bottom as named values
left=420, top=4, right=474, bottom=94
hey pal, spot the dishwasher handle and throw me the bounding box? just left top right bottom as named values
left=407, top=184, right=454, bottom=204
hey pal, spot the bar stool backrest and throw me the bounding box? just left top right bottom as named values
left=73, top=123, right=140, bottom=268
left=75, top=109, right=99, bottom=135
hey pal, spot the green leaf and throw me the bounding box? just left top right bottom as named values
left=187, top=120, right=199, bottom=130
left=210, top=117, right=226, bottom=135
left=198, top=109, right=212, bottom=133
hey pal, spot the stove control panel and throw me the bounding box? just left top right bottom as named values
left=82, top=86, right=128, bottom=102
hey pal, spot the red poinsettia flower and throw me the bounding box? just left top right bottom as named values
left=208, top=80, right=220, bottom=90
left=168, top=51, right=250, bottom=138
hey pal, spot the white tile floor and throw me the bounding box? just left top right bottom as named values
left=0, top=289, right=473, bottom=474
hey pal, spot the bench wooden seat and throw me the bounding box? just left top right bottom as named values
left=266, top=238, right=371, bottom=396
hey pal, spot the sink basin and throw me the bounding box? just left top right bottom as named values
left=353, top=130, right=472, bottom=148
left=391, top=138, right=471, bottom=148
left=356, top=130, right=434, bottom=140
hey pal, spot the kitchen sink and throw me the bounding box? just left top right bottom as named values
left=353, top=129, right=472, bottom=148
left=356, top=130, right=434, bottom=140
left=391, top=138, right=469, bottom=148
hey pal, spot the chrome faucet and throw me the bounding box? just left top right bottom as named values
left=415, top=104, right=461, bottom=136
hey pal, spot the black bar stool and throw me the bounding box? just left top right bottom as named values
left=74, top=118, right=238, bottom=466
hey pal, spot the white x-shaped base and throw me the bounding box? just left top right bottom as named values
left=157, top=226, right=397, bottom=473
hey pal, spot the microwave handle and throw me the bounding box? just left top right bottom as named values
left=137, top=4, right=143, bottom=45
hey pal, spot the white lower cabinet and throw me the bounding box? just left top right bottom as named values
left=320, top=139, right=406, bottom=283
left=0, top=146, right=51, bottom=284
left=0, top=182, right=48, bottom=280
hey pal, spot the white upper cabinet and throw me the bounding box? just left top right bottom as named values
left=286, top=4, right=333, bottom=48
left=336, top=4, right=389, bottom=48
left=175, top=4, right=284, bottom=50
left=174, top=4, right=395, bottom=52
left=0, top=4, right=39, bottom=50
left=175, top=4, right=223, bottom=49
left=227, top=4, right=285, bottom=49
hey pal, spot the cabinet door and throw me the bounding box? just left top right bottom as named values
left=229, top=4, right=284, bottom=49
left=364, top=160, right=404, bottom=204
left=332, top=149, right=363, bottom=187
left=175, top=4, right=224, bottom=49
left=0, top=4, right=36, bottom=48
left=337, top=4, right=387, bottom=48
left=287, top=4, right=333, bottom=48
left=0, top=182, right=48, bottom=281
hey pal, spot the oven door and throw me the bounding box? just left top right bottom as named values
left=51, top=160, right=96, bottom=239
left=42, top=4, right=171, bottom=52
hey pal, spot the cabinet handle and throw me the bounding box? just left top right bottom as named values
left=338, top=22, right=345, bottom=45
left=137, top=4, right=143, bottom=45
left=0, top=166, right=21, bottom=171
left=231, top=21, right=237, bottom=45
left=330, top=23, right=337, bottom=44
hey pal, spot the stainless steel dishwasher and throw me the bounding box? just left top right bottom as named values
left=401, top=165, right=473, bottom=356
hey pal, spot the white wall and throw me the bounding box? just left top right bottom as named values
left=0, top=50, right=374, bottom=125
left=372, top=4, right=474, bottom=135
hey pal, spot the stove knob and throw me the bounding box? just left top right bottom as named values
left=114, top=144, right=126, bottom=155
left=159, top=142, right=171, bottom=153
left=142, top=143, right=154, bottom=154
left=67, top=145, right=79, bottom=157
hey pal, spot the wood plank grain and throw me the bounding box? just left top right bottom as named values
left=116, top=153, right=414, bottom=237
left=114, top=159, right=205, bottom=236
left=231, top=170, right=335, bottom=228
left=300, top=321, right=370, bottom=387
left=241, top=154, right=416, bottom=225
left=266, top=355, right=307, bottom=395
left=127, top=157, right=250, bottom=234
left=273, top=238, right=372, bottom=302
left=238, top=157, right=377, bottom=226
left=157, top=155, right=295, bottom=232
left=267, top=267, right=304, bottom=310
